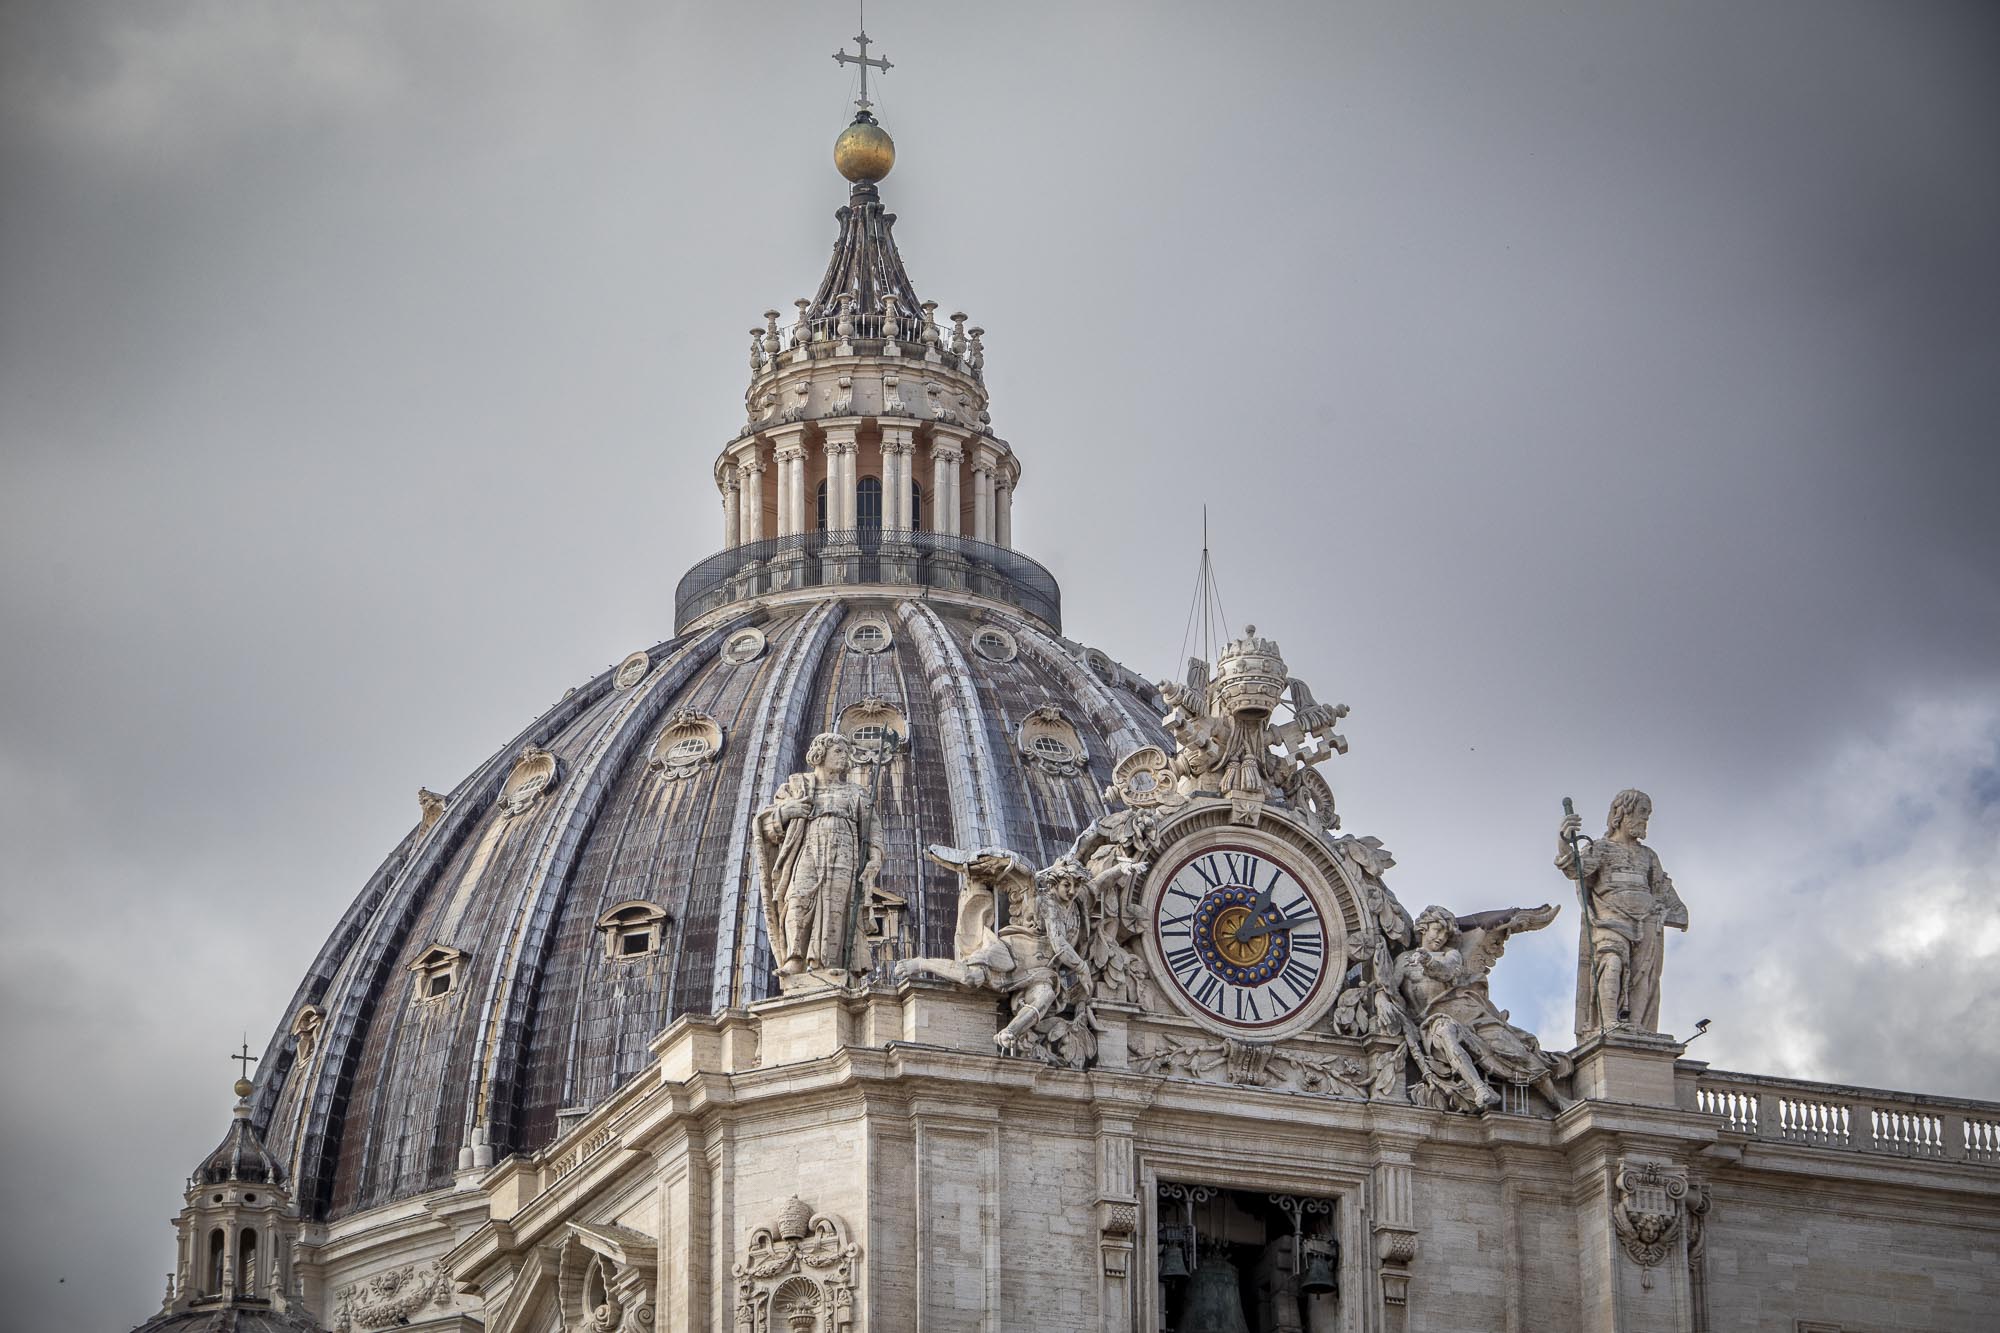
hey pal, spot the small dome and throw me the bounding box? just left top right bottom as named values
left=834, top=115, right=895, bottom=182
left=197, top=1106, right=285, bottom=1186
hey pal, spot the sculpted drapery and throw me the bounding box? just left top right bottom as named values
left=755, top=733, right=883, bottom=982
left=1559, top=788, right=1688, bottom=1038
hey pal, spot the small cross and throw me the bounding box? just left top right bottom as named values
left=231, top=1038, right=258, bottom=1081
left=832, top=8, right=893, bottom=112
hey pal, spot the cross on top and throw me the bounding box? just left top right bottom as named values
left=832, top=7, right=893, bottom=112
left=231, top=1039, right=258, bottom=1081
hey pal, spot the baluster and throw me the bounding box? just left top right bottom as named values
left=921, top=299, right=941, bottom=354
left=763, top=309, right=783, bottom=360
left=950, top=310, right=968, bottom=358
left=967, top=325, right=985, bottom=377
left=750, top=327, right=766, bottom=374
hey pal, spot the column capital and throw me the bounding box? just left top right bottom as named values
left=737, top=457, right=766, bottom=478
left=880, top=425, right=917, bottom=454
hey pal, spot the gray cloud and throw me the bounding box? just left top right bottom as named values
left=3, top=3, right=1997, bottom=1327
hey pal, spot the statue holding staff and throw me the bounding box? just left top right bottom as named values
left=755, top=733, right=883, bottom=985
left=1558, top=788, right=1688, bottom=1039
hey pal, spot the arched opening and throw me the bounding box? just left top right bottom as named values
left=911, top=481, right=924, bottom=531
left=206, top=1228, right=226, bottom=1295
left=856, top=475, right=882, bottom=530
left=237, top=1227, right=258, bottom=1297
left=816, top=479, right=828, bottom=531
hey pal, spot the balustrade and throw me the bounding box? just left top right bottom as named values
left=1693, top=1068, right=2000, bottom=1167
left=745, top=303, right=983, bottom=378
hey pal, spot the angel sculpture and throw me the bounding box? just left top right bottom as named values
left=894, top=846, right=1097, bottom=1067
left=1385, top=904, right=1574, bottom=1114
left=1064, top=807, right=1158, bottom=1006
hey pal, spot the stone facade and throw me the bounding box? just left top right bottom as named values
left=136, top=40, right=2000, bottom=1333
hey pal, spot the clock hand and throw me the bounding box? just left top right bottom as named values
left=1235, top=875, right=1282, bottom=943
left=1235, top=913, right=1319, bottom=941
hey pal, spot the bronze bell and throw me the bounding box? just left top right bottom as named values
left=1177, top=1252, right=1249, bottom=1333
left=1298, top=1240, right=1338, bottom=1296
left=1159, top=1234, right=1190, bottom=1281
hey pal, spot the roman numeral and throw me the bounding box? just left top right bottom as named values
left=1234, top=988, right=1263, bottom=1023
left=1159, top=911, right=1193, bottom=936
left=1167, top=884, right=1202, bottom=905
left=1166, top=946, right=1202, bottom=978
left=1192, top=973, right=1224, bottom=1012
left=1291, top=930, right=1323, bottom=957
left=1277, top=956, right=1319, bottom=1001
left=1191, top=856, right=1224, bottom=889
left=1221, top=852, right=1262, bottom=886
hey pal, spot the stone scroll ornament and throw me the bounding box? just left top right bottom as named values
left=1613, top=1160, right=1692, bottom=1289
left=732, top=1197, right=859, bottom=1333
left=1559, top=790, right=1689, bottom=1038
left=754, top=733, right=887, bottom=991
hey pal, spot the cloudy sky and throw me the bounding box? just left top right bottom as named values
left=3, top=2, right=1998, bottom=1327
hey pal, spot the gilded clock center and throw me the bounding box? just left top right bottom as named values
left=1209, top=905, right=1270, bottom=967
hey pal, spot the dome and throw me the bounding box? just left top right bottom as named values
left=249, top=595, right=1169, bottom=1219
left=197, top=1102, right=285, bottom=1186
left=132, top=1308, right=326, bottom=1333
left=237, top=99, right=1171, bottom=1226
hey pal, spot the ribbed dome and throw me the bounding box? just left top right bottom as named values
left=247, top=594, right=1169, bottom=1220
left=197, top=1104, right=285, bottom=1186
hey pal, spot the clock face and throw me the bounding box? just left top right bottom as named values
left=1149, top=842, right=1333, bottom=1035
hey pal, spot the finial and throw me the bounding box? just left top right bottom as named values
left=231, top=1037, right=257, bottom=1101
left=831, top=4, right=897, bottom=182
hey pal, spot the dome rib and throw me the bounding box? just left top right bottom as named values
left=898, top=601, right=1009, bottom=849
left=998, top=611, right=1160, bottom=763
left=278, top=660, right=637, bottom=1217
left=714, top=601, right=845, bottom=1010
left=460, top=621, right=732, bottom=1163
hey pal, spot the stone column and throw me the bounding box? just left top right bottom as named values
left=931, top=434, right=965, bottom=538
left=970, top=461, right=994, bottom=544
left=824, top=428, right=858, bottom=534
left=738, top=457, right=766, bottom=544
left=770, top=427, right=808, bottom=537
left=882, top=427, right=916, bottom=531
left=722, top=471, right=740, bottom=548
left=994, top=474, right=1013, bottom=549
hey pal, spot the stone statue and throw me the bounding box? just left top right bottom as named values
left=1385, top=904, right=1573, bottom=1114
left=895, top=846, right=1098, bottom=1066
left=1558, top=789, right=1689, bottom=1038
left=754, top=733, right=883, bottom=986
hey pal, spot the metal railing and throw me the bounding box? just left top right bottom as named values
left=673, top=528, right=1061, bottom=633
left=1690, top=1067, right=2000, bottom=1164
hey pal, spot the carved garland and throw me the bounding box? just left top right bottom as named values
left=332, top=1260, right=452, bottom=1331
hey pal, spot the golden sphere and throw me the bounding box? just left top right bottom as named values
left=234, top=1077, right=254, bottom=1099
left=834, top=120, right=895, bottom=183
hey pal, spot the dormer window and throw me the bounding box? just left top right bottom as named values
left=409, top=944, right=468, bottom=1002
left=598, top=901, right=669, bottom=961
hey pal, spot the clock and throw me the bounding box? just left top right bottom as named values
left=1146, top=837, right=1338, bottom=1039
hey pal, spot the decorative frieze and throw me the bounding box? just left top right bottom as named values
left=333, top=1260, right=452, bottom=1331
